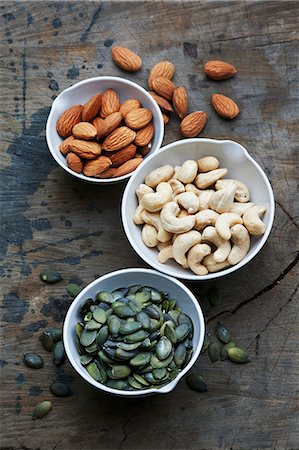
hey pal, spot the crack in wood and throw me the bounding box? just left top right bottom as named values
left=118, top=407, right=143, bottom=450
left=275, top=200, right=299, bottom=230
left=80, top=4, right=103, bottom=43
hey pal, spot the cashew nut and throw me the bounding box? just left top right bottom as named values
left=141, top=210, right=172, bottom=242
left=202, top=254, right=231, bottom=273
left=172, top=230, right=202, bottom=268
left=215, top=213, right=243, bottom=240
left=177, top=160, right=198, bottom=184
left=187, top=244, right=211, bottom=276
left=243, top=205, right=266, bottom=235
left=133, top=184, right=154, bottom=225
left=215, top=179, right=250, bottom=203
left=168, top=179, right=185, bottom=197
left=209, top=182, right=236, bottom=213
left=198, top=190, right=215, bottom=210
left=172, top=166, right=181, bottom=180
left=145, top=165, right=174, bottom=188
left=195, top=168, right=228, bottom=189
left=157, top=240, right=172, bottom=251
left=158, top=245, right=173, bottom=264
left=178, top=209, right=189, bottom=218
left=185, top=184, right=204, bottom=196
left=133, top=206, right=145, bottom=225
left=175, top=192, right=200, bottom=214
left=141, top=182, right=172, bottom=212
left=202, top=226, right=231, bottom=263
left=194, top=209, right=220, bottom=231
left=228, top=224, right=250, bottom=265
left=197, top=156, right=220, bottom=173
left=160, top=202, right=196, bottom=233
left=230, top=202, right=255, bottom=216
left=142, top=224, right=159, bottom=248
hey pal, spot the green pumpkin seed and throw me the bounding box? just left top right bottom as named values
left=87, top=362, right=104, bottom=382
left=119, top=322, right=142, bottom=335
left=47, top=327, right=62, bottom=342
left=32, top=401, right=52, bottom=419
left=206, top=286, right=221, bottom=306
left=135, top=290, right=151, bottom=303
left=124, top=330, right=149, bottom=343
left=169, top=368, right=180, bottom=381
left=175, top=324, right=190, bottom=342
left=85, top=319, right=102, bottom=330
left=149, top=330, right=160, bottom=341
left=80, top=298, right=94, bottom=316
left=150, top=289, right=162, bottom=303
left=84, top=312, right=93, bottom=322
left=96, top=326, right=109, bottom=347
left=40, top=331, right=54, bottom=352
left=85, top=342, right=98, bottom=354
left=40, top=268, right=62, bottom=284
left=151, top=352, right=173, bottom=369
left=53, top=341, right=66, bottom=366
left=227, top=347, right=250, bottom=364
left=168, top=310, right=180, bottom=324
left=201, top=332, right=211, bottom=353
left=127, top=285, right=142, bottom=294
left=107, top=316, right=121, bottom=336
left=174, top=343, right=186, bottom=367
left=111, top=290, right=123, bottom=300
left=215, top=322, right=230, bottom=343
left=208, top=342, right=221, bottom=363
left=80, top=329, right=97, bottom=347
left=106, top=379, right=128, bottom=390
left=186, top=374, right=208, bottom=392
left=23, top=353, right=44, bottom=369
left=108, top=365, right=131, bottom=380
left=128, top=300, right=142, bottom=313
left=113, top=305, right=135, bottom=318
left=153, top=368, right=167, bottom=380
left=96, top=291, right=114, bottom=304
left=148, top=318, right=161, bottom=332
left=178, top=313, right=192, bottom=328
left=221, top=341, right=236, bottom=360
left=130, top=352, right=151, bottom=367
left=136, top=311, right=150, bottom=329
left=163, top=324, right=177, bottom=344
left=144, top=372, right=169, bottom=385
left=92, top=307, right=107, bottom=324
left=168, top=299, right=176, bottom=310
left=133, top=373, right=149, bottom=386
left=80, top=354, right=93, bottom=365
left=156, top=336, right=172, bottom=360
left=144, top=305, right=160, bottom=320
left=103, top=347, right=117, bottom=360
left=67, top=283, right=82, bottom=298
left=50, top=382, right=72, bottom=397
left=127, top=376, right=144, bottom=389
left=117, top=342, right=142, bottom=351
left=162, top=299, right=169, bottom=312
left=98, top=350, right=114, bottom=364
left=115, top=348, right=138, bottom=360
left=136, top=364, right=153, bottom=375
left=97, top=302, right=110, bottom=311
left=140, top=337, right=151, bottom=349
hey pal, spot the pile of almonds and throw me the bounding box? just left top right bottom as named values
left=57, top=89, right=155, bottom=178
left=112, top=46, right=240, bottom=136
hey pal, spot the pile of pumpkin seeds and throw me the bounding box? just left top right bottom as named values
left=75, top=285, right=194, bottom=390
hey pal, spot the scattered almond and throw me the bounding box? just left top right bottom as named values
left=180, top=111, right=207, bottom=137
left=173, top=86, right=188, bottom=119
left=110, top=144, right=137, bottom=167
left=119, top=99, right=141, bottom=117
left=59, top=135, right=75, bottom=155
left=56, top=105, right=83, bottom=137
left=68, top=139, right=102, bottom=159
left=162, top=113, right=169, bottom=125
left=148, top=91, right=173, bottom=113
left=82, top=93, right=102, bottom=121
left=125, top=108, right=153, bottom=130
left=83, top=156, right=112, bottom=177
left=95, top=167, right=118, bottom=178
left=100, top=89, right=120, bottom=118
left=114, top=158, right=143, bottom=177
left=102, top=126, right=136, bottom=151
left=148, top=61, right=175, bottom=89
left=204, top=60, right=237, bottom=80
left=152, top=77, right=175, bottom=101
left=66, top=152, right=83, bottom=173
left=72, top=122, right=97, bottom=140
left=212, top=94, right=239, bottom=119
left=97, top=112, right=122, bottom=139
left=111, top=46, right=142, bottom=72
left=134, top=123, right=154, bottom=147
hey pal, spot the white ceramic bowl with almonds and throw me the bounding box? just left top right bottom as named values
left=46, top=76, right=164, bottom=183
left=122, top=138, right=275, bottom=281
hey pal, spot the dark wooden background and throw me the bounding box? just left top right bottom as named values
left=1, top=1, right=298, bottom=449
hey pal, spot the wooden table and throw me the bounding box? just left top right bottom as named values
left=1, top=1, right=298, bottom=449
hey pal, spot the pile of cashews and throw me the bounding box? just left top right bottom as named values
left=133, top=156, right=267, bottom=276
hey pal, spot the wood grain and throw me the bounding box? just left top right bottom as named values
left=0, top=1, right=298, bottom=449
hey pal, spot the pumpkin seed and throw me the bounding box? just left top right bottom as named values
left=53, top=341, right=66, bottom=366
left=40, top=331, right=54, bottom=352
left=80, top=299, right=94, bottom=317
left=130, top=352, right=151, bottom=367
left=136, top=364, right=153, bottom=375
left=206, top=286, right=221, bottom=306
left=186, top=374, right=208, bottom=392
left=208, top=342, right=221, bottom=363
left=108, top=365, right=131, bottom=380
left=92, top=307, right=107, bottom=324
left=97, top=302, right=110, bottom=311
left=163, top=324, right=177, bottom=344
left=85, top=342, right=98, bottom=354
left=128, top=375, right=144, bottom=389
left=143, top=305, right=160, bottom=320
left=133, top=373, right=149, bottom=386
left=67, top=283, right=82, bottom=298
left=76, top=323, right=84, bottom=339
left=136, top=311, right=150, bottom=329
left=96, top=291, right=114, bottom=304
left=103, top=347, right=117, bottom=360
left=148, top=318, right=161, bottom=332
left=85, top=319, right=102, bottom=330
left=178, top=313, right=192, bottom=328
left=23, top=353, right=44, bottom=369
left=106, top=379, right=128, bottom=390
left=127, top=285, right=142, bottom=294
left=32, top=401, right=52, bottom=419
left=40, top=268, right=62, bottom=284
left=221, top=341, right=236, bottom=360
left=168, top=310, right=180, bottom=324
left=168, top=299, right=176, bottom=310
left=162, top=299, right=169, bottom=312
left=115, top=348, right=139, bottom=360
left=113, top=305, right=135, bottom=318
left=47, top=327, right=62, bottom=342
left=80, top=329, right=97, bottom=347
left=150, top=289, right=162, bottom=303
left=135, top=290, right=151, bottom=303
left=149, top=330, right=160, bottom=341
left=111, top=290, right=123, bottom=300
left=124, top=330, right=149, bottom=343
left=84, top=312, right=93, bottom=322
left=144, top=372, right=169, bottom=385
left=50, top=382, right=72, bottom=397
left=227, top=347, right=250, bottom=364
left=174, top=343, right=186, bottom=367
left=96, top=326, right=109, bottom=347
left=119, top=321, right=142, bottom=335
left=153, top=368, right=167, bottom=380
left=117, top=342, right=142, bottom=351
left=98, top=350, right=114, bottom=364
left=107, top=316, right=121, bottom=336
left=87, top=362, right=104, bottom=382
left=80, top=354, right=93, bottom=365
left=156, top=336, right=172, bottom=360
left=215, top=322, right=230, bottom=343
left=201, top=332, right=211, bottom=353
left=150, top=352, right=173, bottom=369
left=169, top=369, right=180, bottom=380
left=175, top=324, right=190, bottom=342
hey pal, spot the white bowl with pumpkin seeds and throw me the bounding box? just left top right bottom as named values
left=63, top=268, right=205, bottom=396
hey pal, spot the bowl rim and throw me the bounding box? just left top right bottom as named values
left=121, top=138, right=275, bottom=281
left=46, top=76, right=164, bottom=184
left=63, top=268, right=205, bottom=396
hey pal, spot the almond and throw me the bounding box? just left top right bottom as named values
left=111, top=46, right=142, bottom=72
left=162, top=113, right=169, bottom=125
left=110, top=144, right=137, bottom=167
left=102, top=126, right=136, bottom=151
left=56, top=105, right=83, bottom=137
left=125, top=108, right=153, bottom=130
left=114, top=158, right=143, bottom=177
left=68, top=139, right=102, bottom=159
left=148, top=91, right=173, bottom=113
left=173, top=86, right=188, bottom=119
left=138, top=143, right=151, bottom=156
left=148, top=61, right=175, bottom=89
left=100, top=89, right=120, bottom=118
left=59, top=135, right=75, bottom=155
left=72, top=122, right=97, bottom=140
left=82, top=93, right=102, bottom=121
left=204, top=60, right=237, bottom=80
left=92, top=116, right=105, bottom=136
left=152, top=77, right=175, bottom=101
left=95, top=167, right=118, bottom=178
left=66, top=152, right=83, bottom=173
left=119, top=99, right=141, bottom=117
left=135, top=153, right=143, bottom=158
left=134, top=123, right=154, bottom=147
left=97, top=112, right=122, bottom=139
left=83, top=156, right=112, bottom=177
left=212, top=94, right=239, bottom=119
left=180, top=111, right=207, bottom=137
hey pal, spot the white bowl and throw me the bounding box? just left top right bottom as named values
left=63, top=268, right=205, bottom=397
left=122, top=138, right=275, bottom=281
left=46, top=76, right=164, bottom=184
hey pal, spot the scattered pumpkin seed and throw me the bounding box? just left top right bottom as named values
left=186, top=374, right=208, bottom=392
left=227, top=347, right=250, bottom=364
left=215, top=322, right=231, bottom=343
left=23, top=353, right=44, bottom=369
left=40, top=331, right=55, bottom=352
left=208, top=342, right=221, bottom=363
left=40, top=269, right=62, bottom=284
left=50, top=382, right=72, bottom=397
left=67, top=283, right=82, bottom=298
left=52, top=341, right=66, bottom=366
left=221, top=341, right=236, bottom=360
left=201, top=332, right=211, bottom=353
left=32, top=401, right=52, bottom=419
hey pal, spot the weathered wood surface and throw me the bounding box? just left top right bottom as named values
left=1, top=1, right=298, bottom=449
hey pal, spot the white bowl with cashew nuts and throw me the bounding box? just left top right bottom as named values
left=122, top=139, right=275, bottom=281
